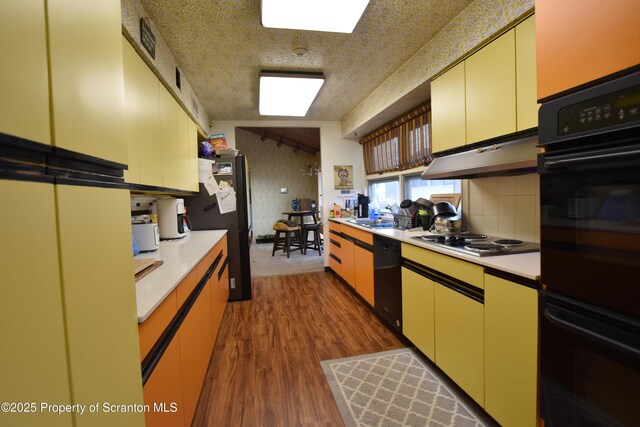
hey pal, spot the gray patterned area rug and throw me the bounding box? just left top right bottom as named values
left=321, top=348, right=489, bottom=427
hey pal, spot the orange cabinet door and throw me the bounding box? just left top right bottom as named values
left=211, top=263, right=229, bottom=343
left=354, top=245, right=374, bottom=306
left=536, top=0, right=640, bottom=100
left=138, top=290, right=178, bottom=361
left=340, top=238, right=355, bottom=286
left=179, top=284, right=213, bottom=426
left=143, top=335, right=185, bottom=427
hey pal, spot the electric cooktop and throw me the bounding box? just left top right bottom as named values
left=411, top=232, right=540, bottom=257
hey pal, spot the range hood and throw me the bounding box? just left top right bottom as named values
left=421, top=135, right=540, bottom=180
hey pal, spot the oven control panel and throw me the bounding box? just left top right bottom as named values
left=558, top=84, right=640, bottom=136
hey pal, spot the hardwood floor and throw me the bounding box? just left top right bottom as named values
left=192, top=271, right=404, bottom=426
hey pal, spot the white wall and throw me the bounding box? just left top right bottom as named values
left=212, top=120, right=363, bottom=266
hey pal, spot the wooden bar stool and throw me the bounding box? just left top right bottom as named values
left=303, top=223, right=323, bottom=256
left=272, top=222, right=302, bottom=258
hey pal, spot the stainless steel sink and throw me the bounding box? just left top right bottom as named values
left=348, top=218, right=394, bottom=228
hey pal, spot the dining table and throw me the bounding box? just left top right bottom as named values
left=281, top=210, right=320, bottom=254
left=281, top=210, right=318, bottom=225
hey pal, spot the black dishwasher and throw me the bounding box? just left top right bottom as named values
left=373, top=235, right=402, bottom=333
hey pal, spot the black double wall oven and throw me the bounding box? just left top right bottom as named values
left=538, top=70, right=640, bottom=426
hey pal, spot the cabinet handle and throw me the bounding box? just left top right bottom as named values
left=545, top=304, right=640, bottom=360
left=543, top=146, right=640, bottom=170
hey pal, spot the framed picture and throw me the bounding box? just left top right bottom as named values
left=212, top=161, right=233, bottom=175
left=334, top=165, right=353, bottom=190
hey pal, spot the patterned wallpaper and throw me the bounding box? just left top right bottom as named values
left=235, top=128, right=319, bottom=241
left=120, top=0, right=211, bottom=134
left=342, top=0, right=535, bottom=137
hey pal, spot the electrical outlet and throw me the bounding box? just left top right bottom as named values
left=230, top=278, right=236, bottom=289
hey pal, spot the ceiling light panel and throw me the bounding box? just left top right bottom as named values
left=259, top=73, right=325, bottom=117
left=261, top=0, right=370, bottom=33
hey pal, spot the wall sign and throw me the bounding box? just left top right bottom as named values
left=140, top=18, right=156, bottom=59
left=334, top=165, right=353, bottom=190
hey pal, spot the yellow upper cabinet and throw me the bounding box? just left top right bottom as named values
left=431, top=62, right=466, bottom=153
left=465, top=29, right=516, bottom=144
left=47, top=0, right=127, bottom=164
left=431, top=17, right=538, bottom=153
left=159, top=83, right=180, bottom=190
left=176, top=105, right=192, bottom=191
left=187, top=119, right=200, bottom=191
left=0, top=0, right=50, bottom=145
left=122, top=39, right=163, bottom=187
left=516, top=16, right=539, bottom=130
left=122, top=38, right=141, bottom=184
left=123, top=36, right=198, bottom=191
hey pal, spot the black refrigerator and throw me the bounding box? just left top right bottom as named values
left=185, top=154, right=252, bottom=301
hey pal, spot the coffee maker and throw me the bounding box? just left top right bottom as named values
left=157, top=198, right=191, bottom=239
left=357, top=193, right=370, bottom=218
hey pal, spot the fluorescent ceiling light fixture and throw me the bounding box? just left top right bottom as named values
left=259, top=72, right=325, bottom=117
left=261, top=0, right=370, bottom=33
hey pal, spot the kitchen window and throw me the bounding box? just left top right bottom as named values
left=403, top=174, right=461, bottom=200
left=367, top=173, right=462, bottom=211
left=368, top=177, right=400, bottom=209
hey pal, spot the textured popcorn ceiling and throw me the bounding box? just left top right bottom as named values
left=138, top=0, right=473, bottom=123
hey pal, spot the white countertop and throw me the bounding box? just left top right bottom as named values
left=331, top=218, right=540, bottom=281
left=134, top=230, right=227, bottom=322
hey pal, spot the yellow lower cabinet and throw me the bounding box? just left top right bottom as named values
left=56, top=185, right=144, bottom=427
left=402, top=243, right=484, bottom=289
left=484, top=274, right=538, bottom=427
left=0, top=180, right=71, bottom=427
left=435, top=283, right=484, bottom=405
left=401, top=267, right=435, bottom=360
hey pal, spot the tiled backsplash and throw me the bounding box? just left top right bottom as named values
left=466, top=173, right=540, bottom=243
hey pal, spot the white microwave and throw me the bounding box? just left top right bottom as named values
left=132, top=223, right=160, bottom=252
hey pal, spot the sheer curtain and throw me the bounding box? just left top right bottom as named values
left=361, top=104, right=432, bottom=175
